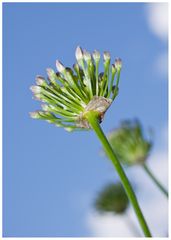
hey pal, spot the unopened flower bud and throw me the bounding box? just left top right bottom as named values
left=66, top=67, right=74, bottom=75
left=41, top=104, right=49, bottom=111
left=103, top=51, right=110, bottom=61
left=83, top=49, right=91, bottom=62
left=92, top=50, right=100, bottom=62
left=98, top=72, right=104, bottom=82
left=95, top=183, right=129, bottom=214
left=33, top=93, right=43, bottom=101
left=107, top=120, right=152, bottom=165
left=56, top=72, right=61, bottom=78
left=56, top=60, right=65, bottom=73
left=29, top=111, right=40, bottom=119
left=112, top=64, right=117, bottom=74
left=115, top=58, right=122, bottom=71
left=112, top=85, right=119, bottom=95
left=36, top=76, right=46, bottom=86
left=46, top=68, right=56, bottom=80
left=73, top=63, right=79, bottom=72
left=30, top=85, right=42, bottom=94
left=75, top=46, right=83, bottom=61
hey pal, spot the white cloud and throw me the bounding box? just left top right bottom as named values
left=154, top=52, right=168, bottom=78
left=86, top=150, right=168, bottom=237
left=145, top=4, right=168, bottom=79
left=87, top=211, right=140, bottom=237
left=145, top=3, right=168, bottom=41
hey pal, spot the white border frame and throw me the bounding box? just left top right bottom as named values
left=1, top=1, right=170, bottom=239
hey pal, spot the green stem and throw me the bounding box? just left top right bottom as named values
left=143, top=163, right=168, bottom=197
left=85, top=111, right=152, bottom=237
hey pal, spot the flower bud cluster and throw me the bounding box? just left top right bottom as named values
left=107, top=120, right=152, bottom=165
left=30, top=46, right=122, bottom=131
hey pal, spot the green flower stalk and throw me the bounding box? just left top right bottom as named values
left=30, top=46, right=151, bottom=237
left=95, top=182, right=129, bottom=214
left=107, top=120, right=168, bottom=197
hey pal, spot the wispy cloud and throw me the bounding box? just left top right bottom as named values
left=145, top=3, right=168, bottom=41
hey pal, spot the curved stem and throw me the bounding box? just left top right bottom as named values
left=143, top=163, right=168, bottom=197
left=85, top=111, right=152, bottom=237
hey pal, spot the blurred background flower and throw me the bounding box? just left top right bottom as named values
left=94, top=182, right=129, bottom=214
left=93, top=182, right=143, bottom=236
left=107, top=120, right=152, bottom=165
left=105, top=120, right=168, bottom=197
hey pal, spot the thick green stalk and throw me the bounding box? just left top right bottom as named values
left=143, top=163, right=168, bottom=197
left=85, top=111, right=152, bottom=237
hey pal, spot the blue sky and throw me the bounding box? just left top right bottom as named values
left=3, top=3, right=168, bottom=237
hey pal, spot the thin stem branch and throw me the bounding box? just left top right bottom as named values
left=124, top=212, right=141, bottom=237
left=143, top=163, right=168, bottom=197
left=85, top=111, right=152, bottom=237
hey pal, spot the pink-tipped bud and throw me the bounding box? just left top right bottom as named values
left=29, top=111, right=40, bottom=119
left=36, top=76, right=46, bottom=86
left=115, top=58, right=122, bottom=70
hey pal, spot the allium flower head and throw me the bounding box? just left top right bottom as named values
left=30, top=46, right=122, bottom=131
left=107, top=120, right=152, bottom=165
left=95, top=182, right=129, bottom=214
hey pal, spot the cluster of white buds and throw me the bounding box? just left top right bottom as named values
left=30, top=46, right=122, bottom=131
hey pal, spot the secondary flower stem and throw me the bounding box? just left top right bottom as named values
left=85, top=111, right=152, bottom=237
left=143, top=163, right=168, bottom=197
